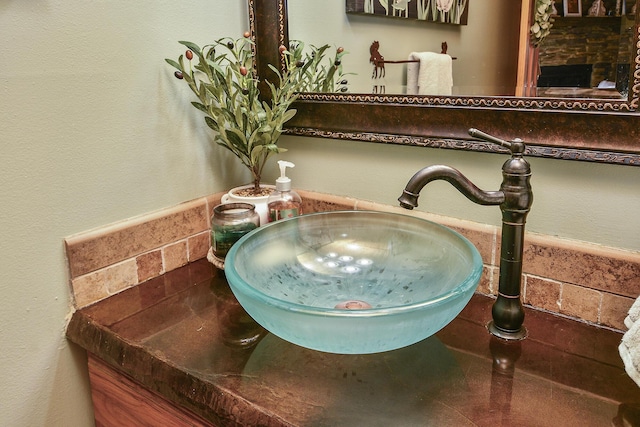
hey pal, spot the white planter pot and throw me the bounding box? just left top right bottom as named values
left=221, top=184, right=275, bottom=226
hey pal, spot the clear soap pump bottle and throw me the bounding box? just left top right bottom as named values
left=267, top=160, right=302, bottom=222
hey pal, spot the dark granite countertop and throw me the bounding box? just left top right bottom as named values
left=66, top=259, right=640, bottom=426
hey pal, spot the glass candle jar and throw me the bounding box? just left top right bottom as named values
left=211, top=203, right=260, bottom=259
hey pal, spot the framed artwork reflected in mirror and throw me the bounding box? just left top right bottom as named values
left=564, top=0, right=582, bottom=16
left=346, top=0, right=469, bottom=25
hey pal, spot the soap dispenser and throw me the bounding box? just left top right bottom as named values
left=267, top=160, right=302, bottom=222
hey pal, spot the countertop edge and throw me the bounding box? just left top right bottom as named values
left=66, top=309, right=295, bottom=427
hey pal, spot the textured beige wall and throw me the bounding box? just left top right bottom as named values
left=2, top=1, right=639, bottom=426
left=274, top=136, right=640, bottom=252
left=0, top=1, right=248, bottom=425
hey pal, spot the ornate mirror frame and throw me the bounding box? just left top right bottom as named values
left=250, top=0, right=640, bottom=165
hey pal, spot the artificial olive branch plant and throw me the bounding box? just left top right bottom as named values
left=166, top=34, right=348, bottom=195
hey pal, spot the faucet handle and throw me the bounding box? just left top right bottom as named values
left=468, top=128, right=525, bottom=155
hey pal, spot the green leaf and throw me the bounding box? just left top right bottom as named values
left=281, top=109, right=297, bottom=124
left=250, top=145, right=265, bottom=165
left=165, top=58, right=181, bottom=70
left=225, top=128, right=249, bottom=152
left=260, top=123, right=273, bottom=133
left=204, top=116, right=218, bottom=130
left=197, top=83, right=207, bottom=102
left=263, top=143, right=280, bottom=153
left=191, top=102, right=208, bottom=114
left=178, top=41, right=201, bottom=55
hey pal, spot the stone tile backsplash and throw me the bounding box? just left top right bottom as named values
left=65, top=195, right=220, bottom=308
left=65, top=190, right=638, bottom=331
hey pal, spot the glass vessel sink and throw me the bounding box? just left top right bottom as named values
left=224, top=210, right=482, bottom=354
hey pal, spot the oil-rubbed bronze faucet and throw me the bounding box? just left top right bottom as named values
left=398, top=128, right=533, bottom=340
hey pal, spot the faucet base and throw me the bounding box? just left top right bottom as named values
left=487, top=321, right=528, bottom=341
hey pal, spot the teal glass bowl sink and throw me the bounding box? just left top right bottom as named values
left=224, top=210, right=482, bottom=354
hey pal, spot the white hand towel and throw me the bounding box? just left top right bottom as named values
left=406, top=52, right=453, bottom=96
left=626, top=295, right=640, bottom=329
left=620, top=318, right=640, bottom=388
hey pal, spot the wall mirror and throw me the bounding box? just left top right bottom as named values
left=250, top=0, right=640, bottom=165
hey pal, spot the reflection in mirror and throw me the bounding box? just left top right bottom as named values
left=537, top=12, right=635, bottom=99
left=251, top=0, right=640, bottom=165
left=288, top=0, right=637, bottom=101
left=288, top=0, right=522, bottom=96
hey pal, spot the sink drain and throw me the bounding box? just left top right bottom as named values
left=335, top=300, right=372, bottom=310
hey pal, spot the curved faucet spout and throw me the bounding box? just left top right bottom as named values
left=398, top=165, right=505, bottom=209
left=398, top=129, right=533, bottom=341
